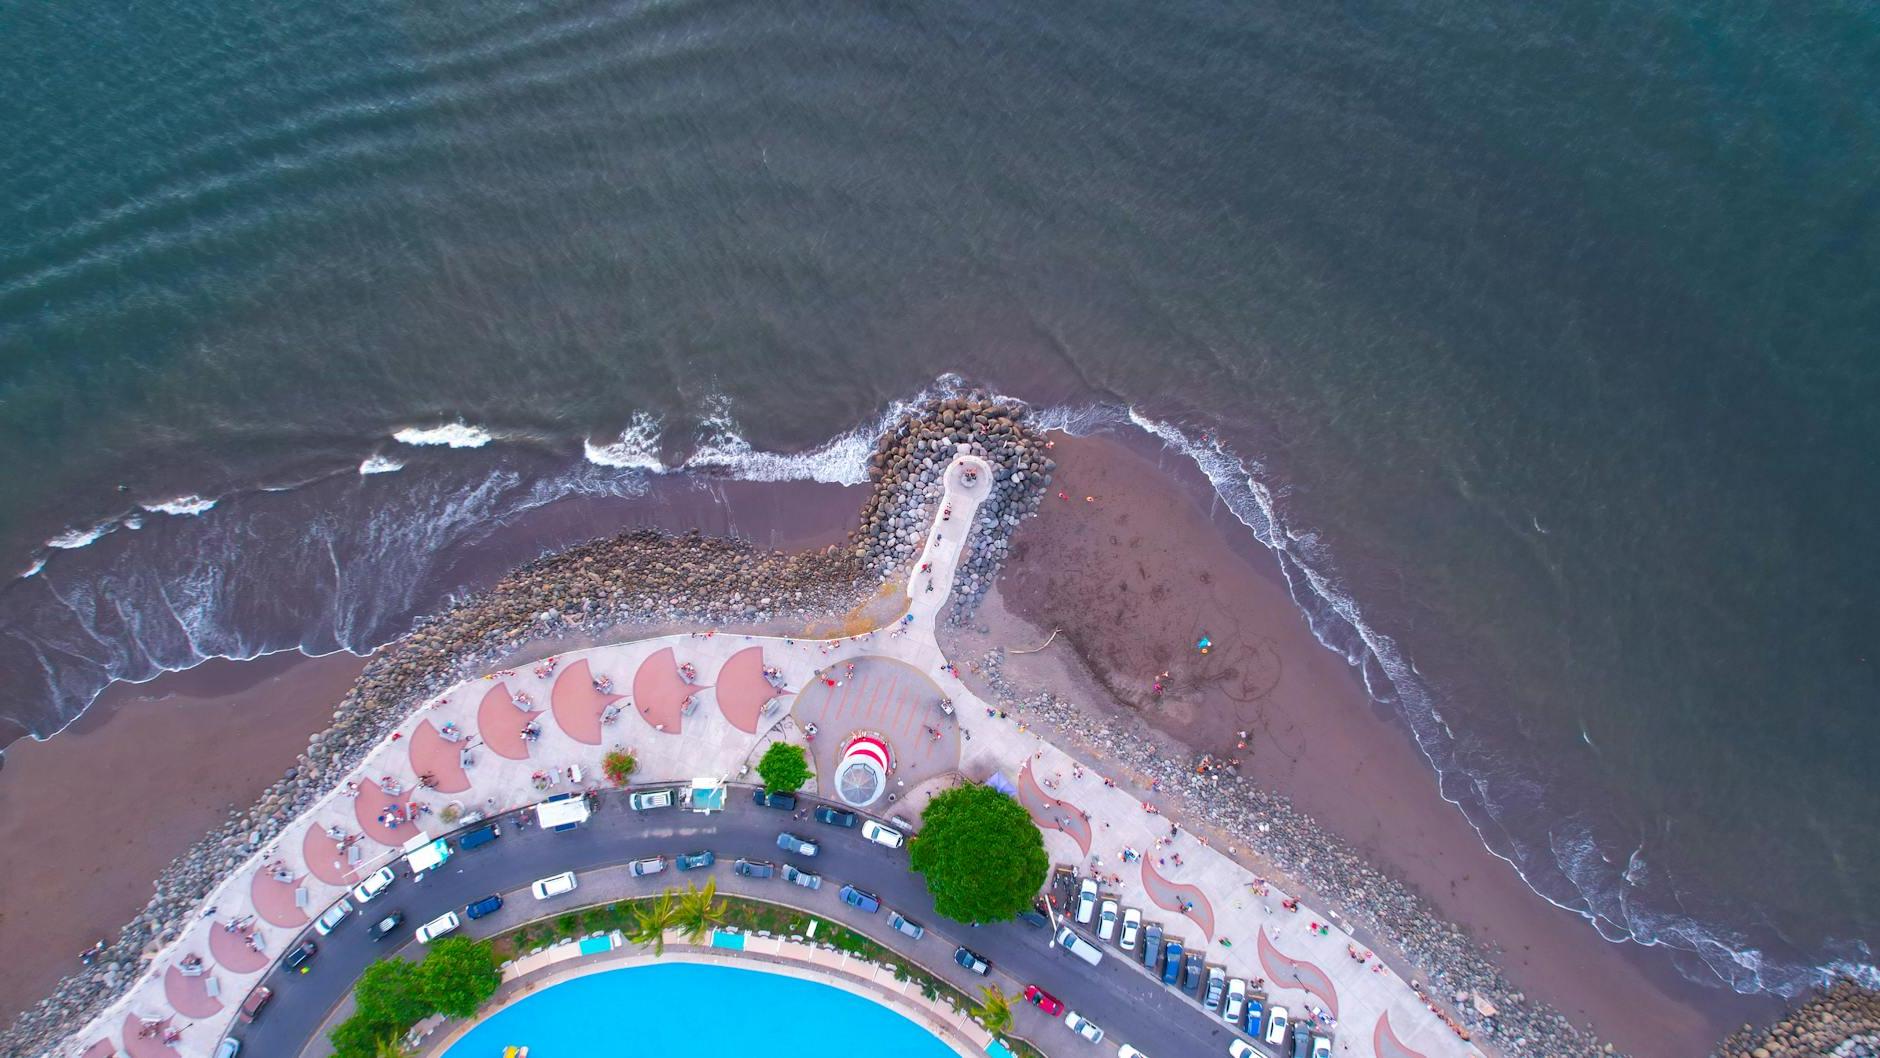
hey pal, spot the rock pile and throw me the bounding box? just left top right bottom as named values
left=970, top=647, right=1617, bottom=1058
left=853, top=395, right=1053, bottom=618
left=1713, top=981, right=1880, bottom=1058
left=3, top=529, right=872, bottom=1058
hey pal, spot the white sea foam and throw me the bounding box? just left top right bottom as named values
left=682, top=378, right=969, bottom=485
left=21, top=556, right=46, bottom=578
left=392, top=421, right=494, bottom=448
left=141, top=494, right=217, bottom=516
left=47, top=523, right=116, bottom=549
left=359, top=454, right=406, bottom=475
left=583, top=412, right=666, bottom=471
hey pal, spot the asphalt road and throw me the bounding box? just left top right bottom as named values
left=231, top=786, right=1262, bottom=1058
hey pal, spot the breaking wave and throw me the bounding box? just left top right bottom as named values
left=359, top=455, right=406, bottom=475
left=140, top=495, right=218, bottom=516
left=392, top=421, right=494, bottom=448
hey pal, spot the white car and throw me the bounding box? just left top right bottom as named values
left=1228, top=1041, right=1259, bottom=1058
left=1118, top=907, right=1142, bottom=951
left=1223, top=977, right=1247, bottom=1023
left=531, top=871, right=577, bottom=900
left=414, top=911, right=460, bottom=944
left=1264, top=1006, right=1290, bottom=1046
left=860, top=819, right=905, bottom=848
left=1097, top=899, right=1119, bottom=941
left=349, top=867, right=395, bottom=904
left=1118, top=1047, right=1150, bottom=1058
left=1074, top=878, right=1098, bottom=924
left=1311, top=1035, right=1332, bottom=1058
left=312, top=897, right=354, bottom=936
left=1063, top=1010, right=1105, bottom=1044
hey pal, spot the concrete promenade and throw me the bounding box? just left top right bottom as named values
left=61, top=450, right=1472, bottom=1058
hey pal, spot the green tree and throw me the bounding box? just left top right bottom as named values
left=756, top=741, right=813, bottom=793
left=908, top=783, right=1047, bottom=924
left=417, top=935, right=501, bottom=1019
left=328, top=1013, right=399, bottom=1058
left=674, top=879, right=728, bottom=943
left=374, top=1036, right=415, bottom=1058
left=970, top=985, right=1015, bottom=1033
left=352, top=959, right=428, bottom=1029
left=629, top=890, right=680, bottom=955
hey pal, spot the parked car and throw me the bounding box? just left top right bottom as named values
left=1182, top=949, right=1206, bottom=993
left=675, top=850, right=715, bottom=871
left=1023, top=984, right=1064, bottom=1016
left=733, top=858, right=776, bottom=879
left=814, top=806, right=857, bottom=828
left=1228, top=1042, right=1260, bottom=1058
left=1264, top=1006, right=1290, bottom=1046
left=236, top=985, right=273, bottom=1024
left=1064, top=1010, right=1105, bottom=1044
left=539, top=791, right=587, bottom=831
left=1223, top=977, right=1247, bottom=1023
left=782, top=864, right=822, bottom=889
left=532, top=871, right=578, bottom=900
left=457, top=823, right=501, bottom=850
left=887, top=911, right=924, bottom=939
left=1119, top=907, right=1142, bottom=950
left=753, top=789, right=797, bottom=810
left=1311, top=1035, right=1332, bottom=1058
left=628, top=788, right=675, bottom=811
left=349, top=867, right=396, bottom=904
left=839, top=884, right=881, bottom=912
left=366, top=911, right=405, bottom=942
left=1074, top=877, right=1098, bottom=924
left=1161, top=940, right=1184, bottom=985
left=1246, top=995, right=1265, bottom=1037
left=1140, top=922, right=1164, bottom=968
left=1117, top=1048, right=1149, bottom=1058
left=312, top=897, right=354, bottom=936
left=214, top=1040, right=241, bottom=1058
left=283, top=940, right=317, bottom=972
left=415, top=912, right=460, bottom=944
left=1017, top=906, right=1051, bottom=930
left=465, top=894, right=504, bottom=920
left=1204, top=965, right=1227, bottom=1010
left=953, top=946, right=990, bottom=975
left=1054, top=926, right=1105, bottom=967
left=1290, top=1023, right=1313, bottom=1058
left=1097, top=899, right=1119, bottom=941
left=629, top=856, right=667, bottom=878
left=860, top=819, right=904, bottom=848
left=777, top=832, right=819, bottom=856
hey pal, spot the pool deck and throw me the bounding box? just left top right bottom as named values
left=52, top=451, right=1475, bottom=1058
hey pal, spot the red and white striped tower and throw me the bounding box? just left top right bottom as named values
left=834, top=732, right=894, bottom=807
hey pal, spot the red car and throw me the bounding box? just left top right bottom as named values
left=1023, top=984, right=1064, bottom=1016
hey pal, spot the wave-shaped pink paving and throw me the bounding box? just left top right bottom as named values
left=207, top=923, right=267, bottom=974
left=1015, top=760, right=1093, bottom=855
left=476, top=682, right=538, bottom=760
left=161, top=965, right=222, bottom=1018
left=632, top=647, right=697, bottom=735
left=1257, top=929, right=1340, bottom=1018
left=551, top=659, right=625, bottom=745
left=714, top=647, right=781, bottom=734
left=407, top=719, right=471, bottom=792
left=1374, top=1011, right=1430, bottom=1058
left=1140, top=857, right=1215, bottom=940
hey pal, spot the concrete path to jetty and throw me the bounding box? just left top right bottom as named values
left=60, top=450, right=1471, bottom=1058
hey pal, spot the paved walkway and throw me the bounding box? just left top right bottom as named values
left=58, top=451, right=1476, bottom=1058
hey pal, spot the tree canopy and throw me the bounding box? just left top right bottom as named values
left=756, top=741, right=813, bottom=793
left=352, top=959, right=428, bottom=1031
left=908, top=783, right=1047, bottom=923
left=330, top=937, right=502, bottom=1057
left=419, top=935, right=502, bottom=1019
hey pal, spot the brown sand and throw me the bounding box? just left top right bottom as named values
left=984, top=430, right=1764, bottom=1056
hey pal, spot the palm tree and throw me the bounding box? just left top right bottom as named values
left=970, top=985, right=1014, bottom=1033
left=674, top=879, right=728, bottom=944
left=373, top=1035, right=413, bottom=1058
left=629, top=890, right=680, bottom=956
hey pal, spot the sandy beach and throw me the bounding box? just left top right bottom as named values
left=976, top=429, right=1769, bottom=1055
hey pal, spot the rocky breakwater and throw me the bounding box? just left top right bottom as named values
left=971, top=647, right=1616, bottom=1058
left=1713, top=981, right=1880, bottom=1058
left=7, top=529, right=871, bottom=1058
left=853, top=394, right=1053, bottom=619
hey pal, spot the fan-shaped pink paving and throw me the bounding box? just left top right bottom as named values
left=302, top=823, right=361, bottom=886
left=632, top=647, right=698, bottom=735
left=161, top=966, right=222, bottom=1018
left=208, top=923, right=268, bottom=973
left=551, top=659, right=625, bottom=745
left=1374, top=1011, right=1430, bottom=1058
left=1140, top=858, right=1215, bottom=939
left=119, top=1014, right=180, bottom=1058
left=714, top=647, right=782, bottom=734
left=1015, top=760, right=1093, bottom=855
left=475, top=683, right=538, bottom=760
left=249, top=868, right=309, bottom=928
left=407, top=719, right=471, bottom=793
left=82, top=1039, right=118, bottom=1058
left=352, top=779, right=411, bottom=845
left=1257, top=929, right=1341, bottom=1018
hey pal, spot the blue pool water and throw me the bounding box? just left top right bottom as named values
left=444, top=962, right=958, bottom=1058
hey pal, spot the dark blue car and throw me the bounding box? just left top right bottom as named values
left=1161, top=940, right=1184, bottom=985
left=465, top=895, right=504, bottom=920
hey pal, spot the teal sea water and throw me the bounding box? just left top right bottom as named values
left=1, top=0, right=1874, bottom=998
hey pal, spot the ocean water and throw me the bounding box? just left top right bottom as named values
left=442, top=962, right=957, bottom=1057
left=2, top=0, right=1875, bottom=1002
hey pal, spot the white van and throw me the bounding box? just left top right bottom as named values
left=1054, top=926, right=1104, bottom=966
left=531, top=871, right=578, bottom=900
left=414, top=911, right=460, bottom=943
left=628, top=788, right=675, bottom=811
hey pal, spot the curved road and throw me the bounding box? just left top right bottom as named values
left=235, top=787, right=1255, bottom=1058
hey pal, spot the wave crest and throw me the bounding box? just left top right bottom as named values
left=141, top=495, right=218, bottom=516
left=392, top=421, right=494, bottom=448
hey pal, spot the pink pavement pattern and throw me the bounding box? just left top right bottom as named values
left=407, top=719, right=472, bottom=793
left=351, top=779, right=409, bottom=846
left=83, top=1039, right=117, bottom=1058
left=118, top=1013, right=180, bottom=1058
left=632, top=647, right=697, bottom=735
left=206, top=925, right=266, bottom=975
left=160, top=968, right=220, bottom=1019
left=1259, top=928, right=1341, bottom=1019
left=713, top=646, right=781, bottom=734
left=300, top=824, right=353, bottom=886
left=1016, top=759, right=1094, bottom=856
left=247, top=868, right=308, bottom=929
left=549, top=659, right=623, bottom=745
left=1375, top=1011, right=1432, bottom=1058
left=475, top=682, right=539, bottom=760
left=1140, top=856, right=1216, bottom=940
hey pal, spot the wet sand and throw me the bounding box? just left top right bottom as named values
left=986, top=430, right=1767, bottom=1055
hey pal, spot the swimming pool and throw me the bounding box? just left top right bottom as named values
left=443, top=961, right=960, bottom=1058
